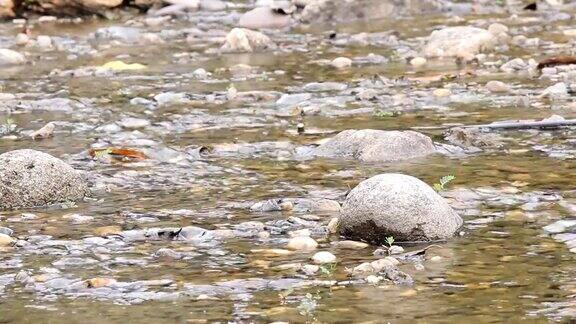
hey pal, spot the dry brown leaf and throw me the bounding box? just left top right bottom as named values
left=88, top=147, right=148, bottom=161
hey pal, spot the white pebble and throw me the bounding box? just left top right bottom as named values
left=330, top=57, right=352, bottom=69
left=312, top=251, right=336, bottom=264
left=485, top=80, right=510, bottom=93
left=287, top=236, right=318, bottom=251
left=410, top=57, right=427, bottom=67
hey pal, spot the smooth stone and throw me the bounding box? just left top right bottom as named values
left=287, top=236, right=318, bottom=251
left=433, top=88, right=451, bottom=97
left=340, top=173, right=463, bottom=243
left=330, top=57, right=352, bottom=69
left=221, top=28, right=276, bottom=52
left=485, top=80, right=510, bottom=93
left=312, top=251, right=336, bottom=264
left=238, top=7, right=291, bottom=29
left=332, top=240, right=368, bottom=249
left=117, top=117, right=151, bottom=129
left=0, top=234, right=14, bottom=246
left=0, top=48, right=25, bottom=65
left=410, top=57, right=427, bottom=67
left=424, top=26, right=497, bottom=60
left=315, top=129, right=436, bottom=163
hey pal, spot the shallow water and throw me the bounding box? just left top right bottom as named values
left=1, top=1, right=576, bottom=322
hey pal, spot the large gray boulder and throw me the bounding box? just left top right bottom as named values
left=314, top=129, right=436, bottom=162
left=340, top=173, right=462, bottom=244
left=0, top=150, right=89, bottom=210
left=423, top=26, right=497, bottom=60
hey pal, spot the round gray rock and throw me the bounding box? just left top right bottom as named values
left=0, top=149, right=89, bottom=210
left=314, top=129, right=436, bottom=162
left=340, top=173, right=462, bottom=244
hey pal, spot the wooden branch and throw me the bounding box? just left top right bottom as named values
left=464, top=119, right=576, bottom=130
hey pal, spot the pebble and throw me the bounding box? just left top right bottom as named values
left=312, top=251, right=336, bottom=264
left=327, top=217, right=339, bottom=234
left=287, top=236, right=318, bottom=251
left=301, top=264, right=320, bottom=275
left=0, top=234, right=14, bottom=246
left=36, top=35, right=53, bottom=49
left=0, top=48, right=25, bottom=65
left=540, top=82, right=568, bottom=98
left=365, top=275, right=381, bottom=284
left=15, top=33, right=29, bottom=46
left=154, top=92, right=188, bottom=105
left=410, top=57, right=427, bottom=67
left=388, top=246, right=404, bottom=255
left=86, top=277, right=116, bottom=288
left=94, top=226, right=122, bottom=236
left=371, top=257, right=399, bottom=271
left=330, top=57, right=352, bottom=69
left=433, top=88, right=451, bottom=97
left=485, top=80, right=510, bottom=93
left=332, top=240, right=368, bottom=249
left=488, top=23, right=508, bottom=35
left=117, top=117, right=151, bottom=129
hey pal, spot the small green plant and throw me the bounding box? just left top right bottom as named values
left=385, top=236, right=395, bottom=248
left=373, top=110, right=400, bottom=119
left=318, top=262, right=337, bottom=277
left=433, top=175, right=455, bottom=192
left=1, top=117, right=17, bottom=135
left=297, top=292, right=322, bottom=320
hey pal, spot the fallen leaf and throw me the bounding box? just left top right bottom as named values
left=30, top=122, right=55, bottom=140
left=537, top=56, right=576, bottom=70
left=100, top=60, right=147, bottom=71
left=86, top=277, right=116, bottom=288
left=89, top=147, right=148, bottom=161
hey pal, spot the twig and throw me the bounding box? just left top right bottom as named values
left=463, top=119, right=576, bottom=130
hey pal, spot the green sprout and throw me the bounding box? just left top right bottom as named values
left=318, top=262, right=337, bottom=277
left=385, top=236, right=395, bottom=248
left=373, top=110, right=401, bottom=119
left=433, top=175, right=455, bottom=192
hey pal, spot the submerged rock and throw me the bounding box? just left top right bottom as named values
left=0, top=150, right=89, bottom=210
left=314, top=129, right=436, bottom=162
left=444, top=127, right=504, bottom=150
left=423, top=26, right=496, bottom=60
left=238, top=7, right=291, bottom=29
left=221, top=28, right=276, bottom=52
left=339, top=173, right=463, bottom=244
left=299, top=0, right=397, bottom=24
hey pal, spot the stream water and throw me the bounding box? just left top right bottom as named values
left=1, top=1, right=576, bottom=322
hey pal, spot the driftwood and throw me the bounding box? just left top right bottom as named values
left=411, top=119, right=576, bottom=131
left=464, top=119, right=576, bottom=130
